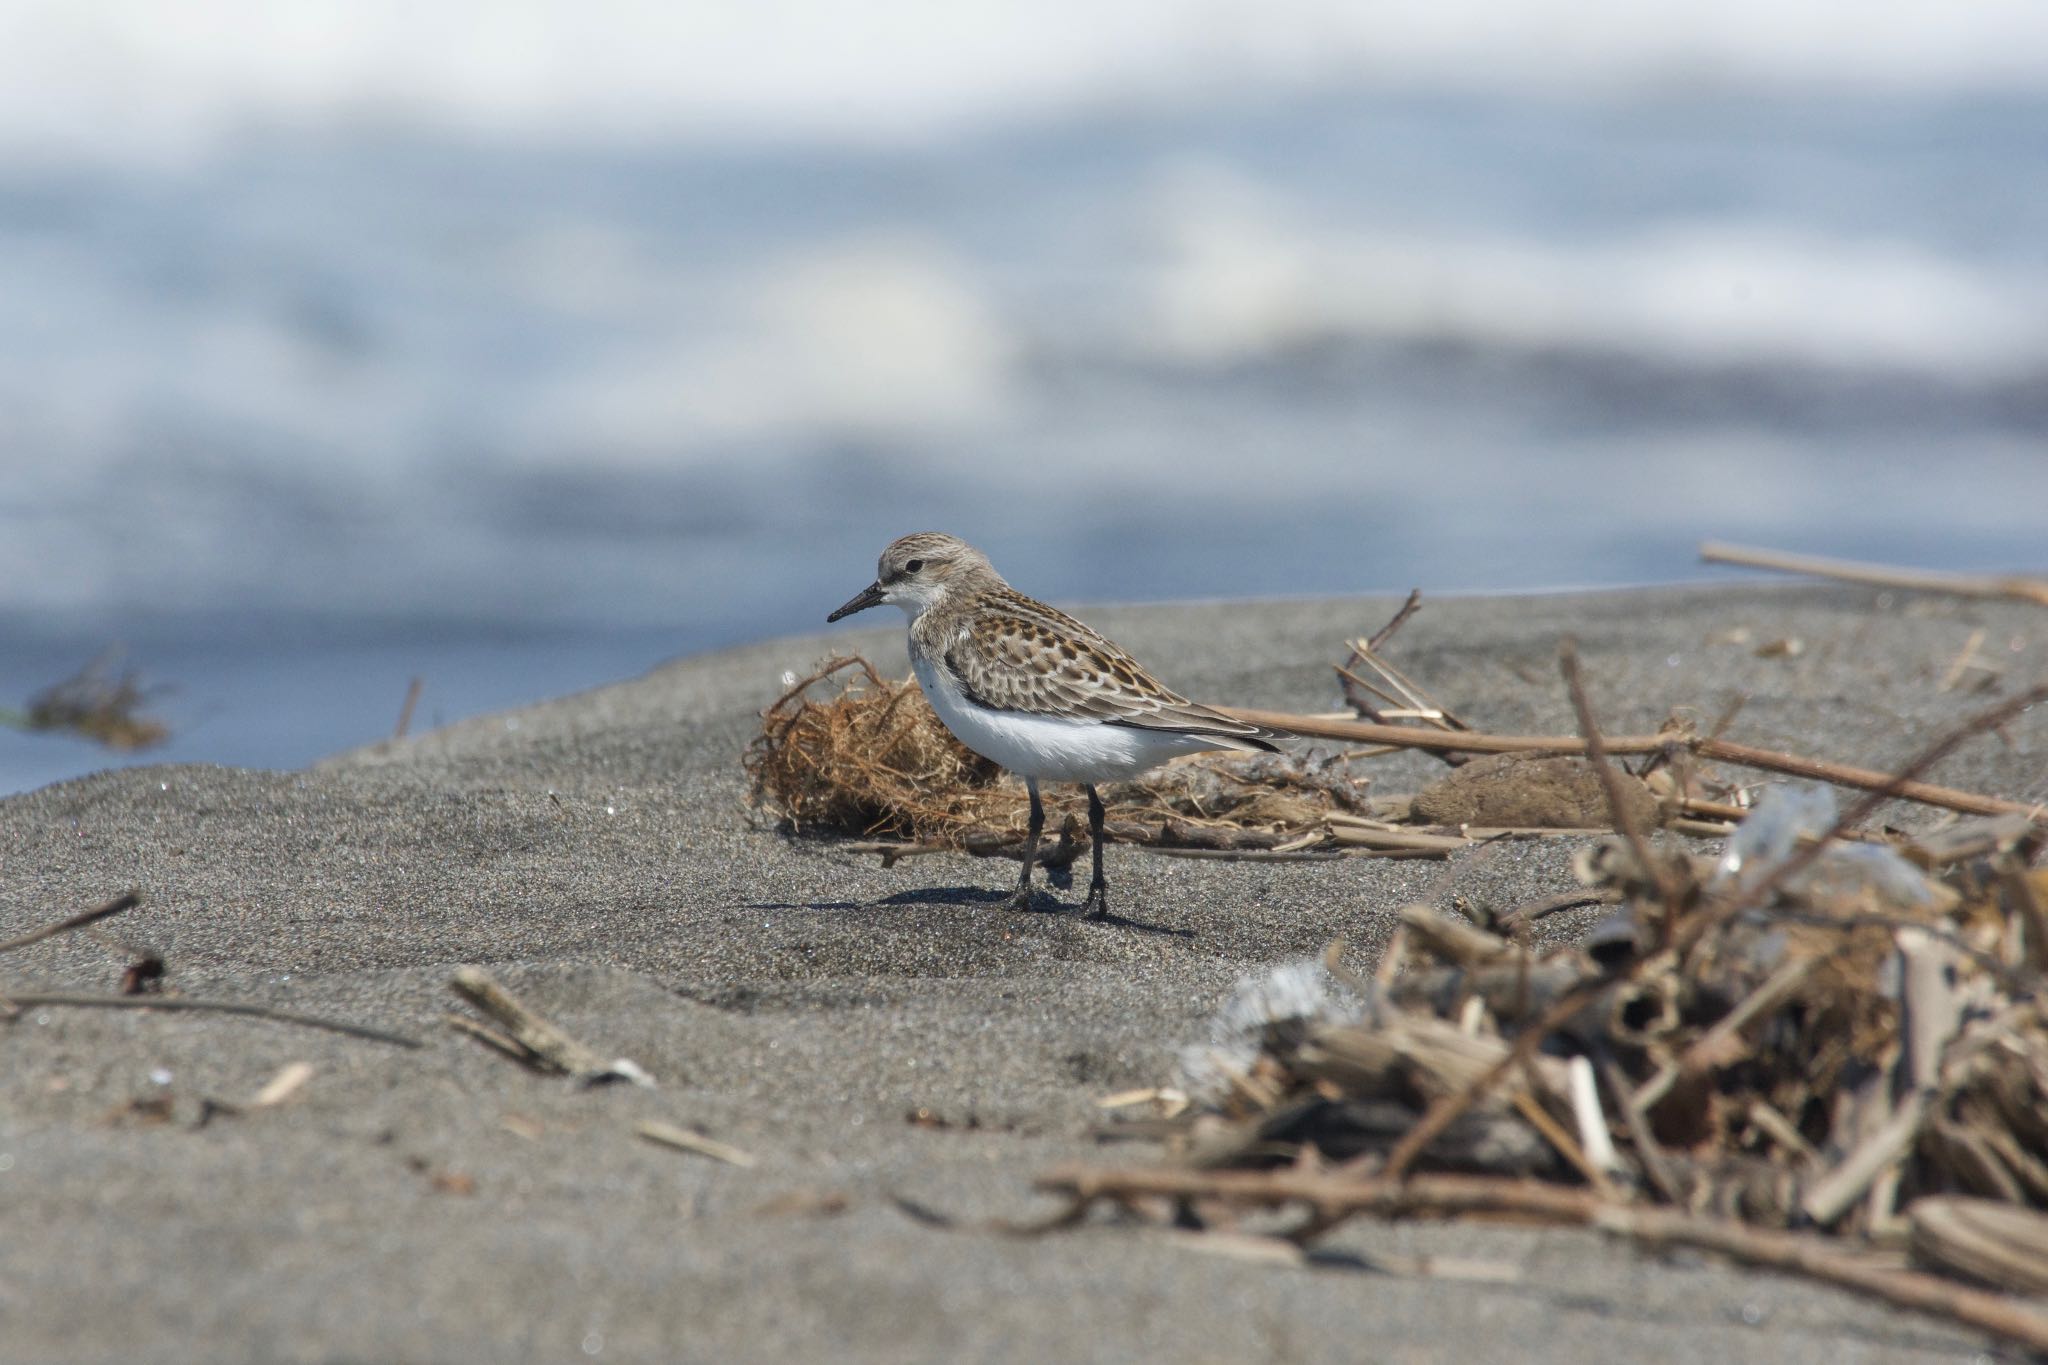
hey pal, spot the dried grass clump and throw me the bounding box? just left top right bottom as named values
left=743, top=655, right=1371, bottom=851
left=744, top=657, right=1001, bottom=841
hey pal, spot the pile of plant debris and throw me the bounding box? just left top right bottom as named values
left=1159, top=788, right=2048, bottom=1217
left=1043, top=778, right=2048, bottom=1350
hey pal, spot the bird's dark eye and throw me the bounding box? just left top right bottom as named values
left=904, top=558, right=924, bottom=574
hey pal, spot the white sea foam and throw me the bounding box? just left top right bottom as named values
left=521, top=237, right=1015, bottom=461
left=1141, top=169, right=2048, bottom=379
left=5, top=1, right=2048, bottom=163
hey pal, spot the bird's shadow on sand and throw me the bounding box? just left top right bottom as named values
left=742, top=887, right=1194, bottom=938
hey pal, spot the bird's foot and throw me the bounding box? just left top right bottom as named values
left=999, top=887, right=1038, bottom=913
left=1080, top=884, right=1111, bottom=920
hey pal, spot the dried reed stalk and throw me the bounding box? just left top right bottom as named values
left=1701, top=541, right=2048, bottom=609
left=1218, top=708, right=2045, bottom=819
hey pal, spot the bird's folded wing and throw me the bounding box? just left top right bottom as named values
left=947, top=601, right=1283, bottom=748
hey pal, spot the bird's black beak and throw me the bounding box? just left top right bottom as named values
left=827, top=581, right=885, bottom=622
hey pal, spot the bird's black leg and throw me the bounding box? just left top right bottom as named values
left=1002, top=777, right=1043, bottom=911
left=1080, top=783, right=1110, bottom=919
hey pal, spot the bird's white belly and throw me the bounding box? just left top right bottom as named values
left=911, top=653, right=1207, bottom=783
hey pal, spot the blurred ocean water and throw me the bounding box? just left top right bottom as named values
left=2, top=2, right=2045, bottom=793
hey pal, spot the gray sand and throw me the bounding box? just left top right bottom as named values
left=2, top=584, right=2041, bottom=1363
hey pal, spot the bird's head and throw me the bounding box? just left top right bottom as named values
left=827, top=532, right=1000, bottom=622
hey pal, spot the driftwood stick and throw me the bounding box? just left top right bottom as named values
left=1939, top=628, right=1991, bottom=692
left=1383, top=958, right=1591, bottom=1030
left=447, top=966, right=652, bottom=1087
left=393, top=676, right=424, bottom=740
left=0, top=891, right=143, bottom=954
left=1218, top=708, right=2042, bottom=819
left=1745, top=1099, right=1819, bottom=1163
left=0, top=991, right=421, bottom=1047
left=1679, top=795, right=1752, bottom=824
left=450, top=967, right=607, bottom=1073
left=1897, top=927, right=1964, bottom=1097
left=1368, top=654, right=1472, bottom=733
left=1700, top=541, right=2048, bottom=609
left=1032, top=1166, right=2048, bottom=1354
left=1608, top=1202, right=2048, bottom=1353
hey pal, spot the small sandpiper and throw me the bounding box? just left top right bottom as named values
left=828, top=532, right=1283, bottom=918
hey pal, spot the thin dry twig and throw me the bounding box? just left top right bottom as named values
left=1031, top=1166, right=2048, bottom=1355
left=1495, top=888, right=1622, bottom=932
left=0, top=891, right=142, bottom=954
left=1368, top=589, right=1426, bottom=653
left=1142, top=847, right=1351, bottom=863
left=1219, top=701, right=2046, bottom=819
left=1687, top=735, right=2043, bottom=822
left=1560, top=640, right=1677, bottom=910
left=0, top=992, right=421, bottom=1047
left=1336, top=591, right=1473, bottom=770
